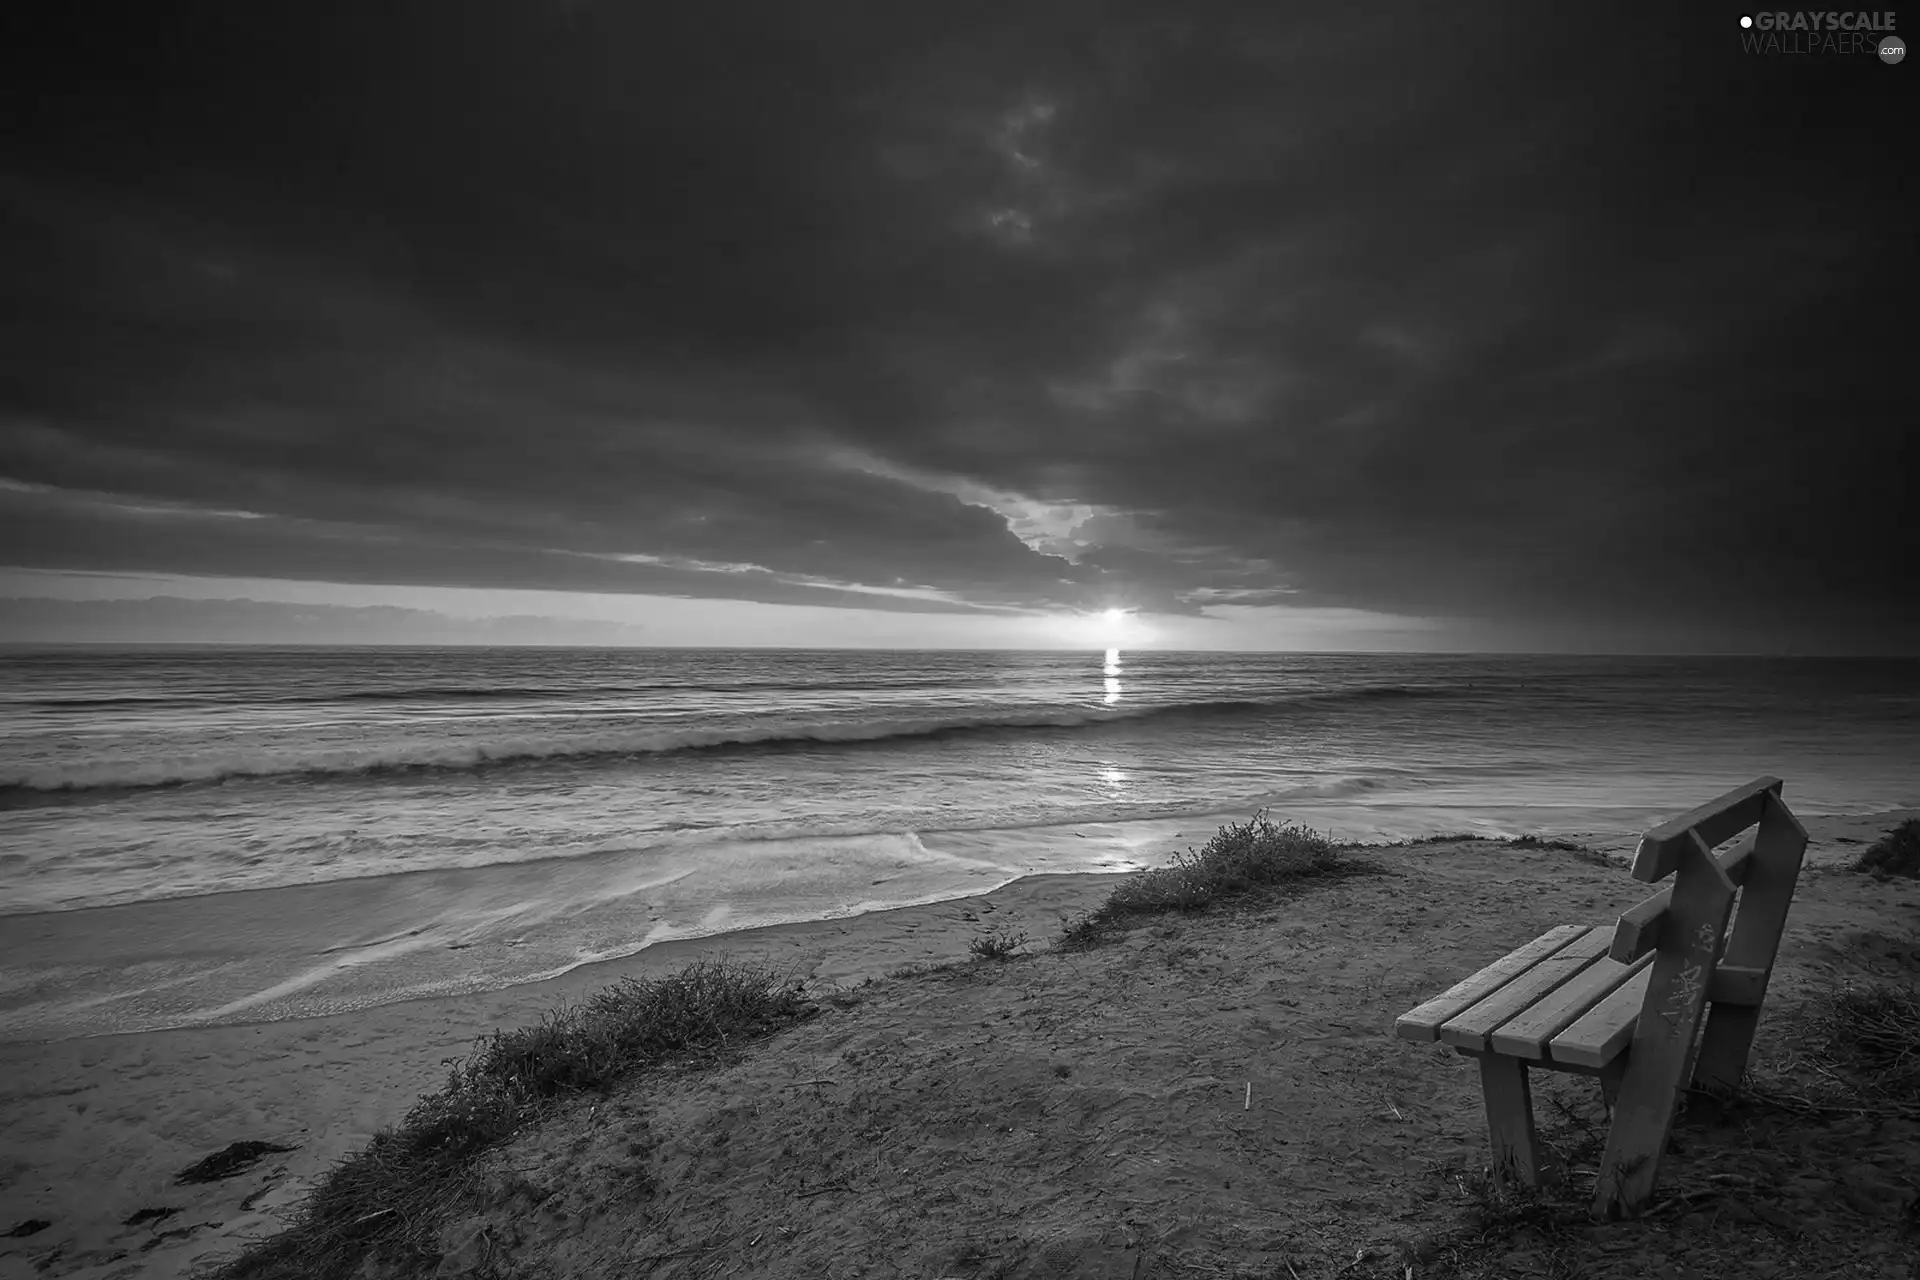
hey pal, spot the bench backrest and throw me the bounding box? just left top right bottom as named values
left=1610, top=775, right=1805, bottom=964
left=1611, top=775, right=1807, bottom=978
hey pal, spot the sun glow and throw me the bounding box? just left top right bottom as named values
left=1097, top=608, right=1145, bottom=647
left=1049, top=606, right=1151, bottom=650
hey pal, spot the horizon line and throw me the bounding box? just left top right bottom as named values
left=2, top=641, right=1914, bottom=660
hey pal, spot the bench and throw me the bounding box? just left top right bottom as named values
left=1394, top=776, right=1809, bottom=1218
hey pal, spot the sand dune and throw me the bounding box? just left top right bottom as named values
left=0, top=812, right=1913, bottom=1279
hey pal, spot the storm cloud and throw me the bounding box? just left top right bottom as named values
left=2, top=4, right=1909, bottom=649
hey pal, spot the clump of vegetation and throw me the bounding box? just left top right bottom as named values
left=968, top=927, right=1030, bottom=961
left=883, top=959, right=953, bottom=982
left=210, top=959, right=814, bottom=1280
left=1057, top=909, right=1105, bottom=952
left=1507, top=835, right=1587, bottom=853
left=1372, top=830, right=1612, bottom=868
left=1376, top=831, right=1604, bottom=857
left=1506, top=834, right=1615, bottom=868
left=1855, top=818, right=1920, bottom=878
left=1822, top=984, right=1920, bottom=1102
left=1057, top=813, right=1349, bottom=950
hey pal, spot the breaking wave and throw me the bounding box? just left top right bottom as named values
left=15, top=676, right=964, bottom=711
left=1, top=685, right=1451, bottom=796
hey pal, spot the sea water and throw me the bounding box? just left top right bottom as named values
left=2, top=647, right=1915, bottom=1039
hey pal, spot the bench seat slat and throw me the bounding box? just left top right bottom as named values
left=1548, top=966, right=1654, bottom=1068
left=1393, top=924, right=1593, bottom=1043
left=1490, top=951, right=1655, bottom=1060
left=1439, top=929, right=1615, bottom=1051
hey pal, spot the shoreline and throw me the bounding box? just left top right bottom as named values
left=3, top=805, right=1913, bottom=1045
left=0, top=811, right=1223, bottom=1042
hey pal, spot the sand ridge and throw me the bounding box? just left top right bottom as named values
left=1, top=811, right=1913, bottom=1279
left=396, top=841, right=1920, bottom=1278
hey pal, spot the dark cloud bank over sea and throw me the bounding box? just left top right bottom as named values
left=0, top=3, right=1909, bottom=651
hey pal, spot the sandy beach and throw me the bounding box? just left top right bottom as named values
left=2, top=810, right=1916, bottom=1279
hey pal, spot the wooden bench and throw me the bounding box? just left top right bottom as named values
left=1394, top=776, right=1809, bottom=1218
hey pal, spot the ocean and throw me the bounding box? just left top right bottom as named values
left=2, top=647, right=1915, bottom=1041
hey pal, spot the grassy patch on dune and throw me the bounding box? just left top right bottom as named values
left=1058, top=813, right=1356, bottom=950
left=1822, top=984, right=1920, bottom=1103
left=1855, top=818, right=1920, bottom=878
left=1382, top=832, right=1602, bottom=853
left=968, top=926, right=1031, bottom=961
left=1373, top=830, right=1614, bottom=869
left=1506, top=835, right=1616, bottom=868
left=1505, top=834, right=1590, bottom=853
left=1054, top=818, right=1611, bottom=952
left=204, top=959, right=814, bottom=1280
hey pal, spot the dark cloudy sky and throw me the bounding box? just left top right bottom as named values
left=1, top=4, right=1910, bottom=651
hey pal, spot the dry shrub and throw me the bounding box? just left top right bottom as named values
left=1855, top=819, right=1920, bottom=878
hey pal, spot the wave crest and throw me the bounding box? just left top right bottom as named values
left=0, top=685, right=1447, bottom=796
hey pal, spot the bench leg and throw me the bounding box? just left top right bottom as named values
left=1599, top=1056, right=1627, bottom=1114
left=1477, top=1055, right=1551, bottom=1186
left=1693, top=1002, right=1758, bottom=1096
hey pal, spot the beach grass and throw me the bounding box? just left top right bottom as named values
left=205, top=958, right=815, bottom=1280
left=967, top=926, right=1031, bottom=961
left=1057, top=812, right=1349, bottom=951
left=1505, top=834, right=1591, bottom=853
left=1855, top=817, right=1920, bottom=878
left=1378, top=831, right=1609, bottom=861
left=1822, top=983, right=1920, bottom=1102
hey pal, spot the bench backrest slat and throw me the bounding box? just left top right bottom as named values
left=1629, top=776, right=1782, bottom=883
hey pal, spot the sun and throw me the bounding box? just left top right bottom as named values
left=1050, top=606, right=1149, bottom=648
left=1096, top=607, right=1144, bottom=647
